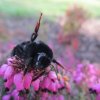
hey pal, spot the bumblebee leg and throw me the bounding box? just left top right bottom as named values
left=31, top=32, right=38, bottom=42
left=50, top=64, right=65, bottom=88
left=32, top=70, right=45, bottom=81
left=31, top=13, right=42, bottom=42
left=50, top=64, right=59, bottom=80
left=52, top=59, right=65, bottom=69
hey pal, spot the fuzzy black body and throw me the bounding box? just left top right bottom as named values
left=11, top=41, right=53, bottom=70
left=11, top=13, right=64, bottom=77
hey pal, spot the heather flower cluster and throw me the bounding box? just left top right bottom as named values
left=0, top=56, right=70, bottom=100
left=73, top=63, right=99, bottom=86
left=72, top=63, right=100, bottom=100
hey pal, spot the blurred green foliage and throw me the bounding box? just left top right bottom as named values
left=0, top=0, right=100, bottom=18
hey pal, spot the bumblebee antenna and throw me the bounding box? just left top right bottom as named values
left=31, top=13, right=43, bottom=42
left=52, top=59, right=65, bottom=69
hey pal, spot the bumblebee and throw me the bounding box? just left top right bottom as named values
left=11, top=13, right=64, bottom=81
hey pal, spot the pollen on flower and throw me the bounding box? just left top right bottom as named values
left=63, top=75, right=69, bottom=81
left=57, top=73, right=62, bottom=80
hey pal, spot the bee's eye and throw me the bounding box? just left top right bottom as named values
left=35, top=53, right=50, bottom=68
left=38, top=56, right=50, bottom=68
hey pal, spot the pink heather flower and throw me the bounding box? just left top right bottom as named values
left=2, top=94, right=11, bottom=100
left=48, top=81, right=58, bottom=92
left=55, top=80, right=62, bottom=89
left=74, top=72, right=85, bottom=84
left=2, top=91, right=25, bottom=100
left=32, top=79, right=40, bottom=91
left=14, top=72, right=32, bottom=91
left=88, top=64, right=96, bottom=75
left=89, top=84, right=100, bottom=94
left=14, top=72, right=24, bottom=91
left=58, top=95, right=65, bottom=100
left=77, top=64, right=84, bottom=72
left=96, top=94, right=100, bottom=100
left=23, top=73, right=32, bottom=89
left=48, top=71, right=57, bottom=80
left=4, top=76, right=14, bottom=89
left=40, top=77, right=51, bottom=89
left=41, top=92, right=49, bottom=100
left=11, top=89, right=25, bottom=100
left=11, top=89, right=19, bottom=100
left=58, top=78, right=65, bottom=88
left=0, top=64, right=8, bottom=76
left=40, top=71, right=66, bottom=93
left=4, top=65, right=14, bottom=79
left=89, top=75, right=97, bottom=84
left=7, top=57, right=14, bottom=65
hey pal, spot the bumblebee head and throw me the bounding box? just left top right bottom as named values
left=34, top=53, right=51, bottom=69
